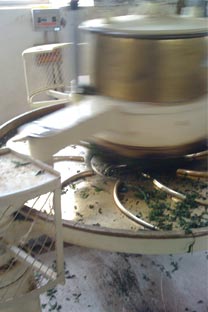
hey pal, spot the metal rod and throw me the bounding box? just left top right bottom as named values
left=184, top=150, right=208, bottom=161
left=53, top=155, right=84, bottom=162
left=177, top=169, right=208, bottom=179
left=142, top=173, right=208, bottom=207
left=61, top=170, right=95, bottom=188
left=70, top=0, right=80, bottom=92
left=113, top=180, right=158, bottom=231
left=9, top=245, right=57, bottom=281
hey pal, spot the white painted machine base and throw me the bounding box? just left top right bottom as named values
left=17, top=94, right=207, bottom=163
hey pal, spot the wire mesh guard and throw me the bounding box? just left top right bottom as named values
left=0, top=148, right=64, bottom=309
left=22, top=43, right=71, bottom=108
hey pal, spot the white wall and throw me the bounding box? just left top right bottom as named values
left=0, top=6, right=72, bottom=124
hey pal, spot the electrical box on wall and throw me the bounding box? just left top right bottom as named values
left=32, top=8, right=61, bottom=31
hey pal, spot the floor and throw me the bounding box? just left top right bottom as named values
left=40, top=245, right=208, bottom=312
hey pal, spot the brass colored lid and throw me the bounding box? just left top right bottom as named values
left=80, top=15, right=208, bottom=39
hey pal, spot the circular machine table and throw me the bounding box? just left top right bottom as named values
left=1, top=105, right=208, bottom=255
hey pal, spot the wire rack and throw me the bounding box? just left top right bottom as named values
left=22, top=43, right=71, bottom=108
left=0, top=148, right=64, bottom=309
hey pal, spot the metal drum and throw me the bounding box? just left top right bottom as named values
left=80, top=14, right=208, bottom=103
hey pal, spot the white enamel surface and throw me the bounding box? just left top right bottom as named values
left=0, top=149, right=60, bottom=215
left=0, top=153, right=55, bottom=197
